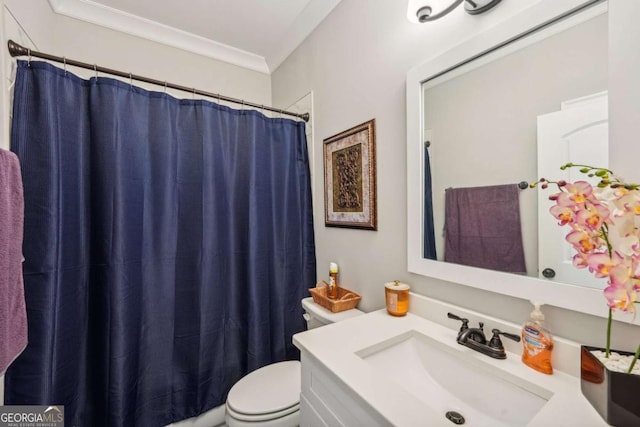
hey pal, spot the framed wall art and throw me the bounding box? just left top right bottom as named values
left=323, top=119, right=377, bottom=230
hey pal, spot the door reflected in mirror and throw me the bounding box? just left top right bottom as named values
left=537, top=92, right=608, bottom=288
left=423, top=11, right=607, bottom=289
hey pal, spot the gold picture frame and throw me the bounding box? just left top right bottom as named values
left=323, top=119, right=377, bottom=230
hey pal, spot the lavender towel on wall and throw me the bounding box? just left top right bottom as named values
left=444, top=183, right=526, bottom=273
left=0, top=149, right=27, bottom=375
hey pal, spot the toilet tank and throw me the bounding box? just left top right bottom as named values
left=301, top=297, right=364, bottom=330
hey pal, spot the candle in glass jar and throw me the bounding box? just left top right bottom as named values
left=385, top=280, right=410, bottom=316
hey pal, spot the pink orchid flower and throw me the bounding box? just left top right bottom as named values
left=575, top=203, right=610, bottom=232
left=607, top=211, right=640, bottom=257
left=572, top=252, right=589, bottom=269
left=604, top=283, right=637, bottom=313
left=566, top=229, right=600, bottom=254
left=563, top=181, right=594, bottom=205
left=616, top=188, right=640, bottom=215
left=605, top=264, right=638, bottom=313
left=549, top=204, right=575, bottom=225
left=586, top=252, right=622, bottom=278
left=544, top=165, right=640, bottom=370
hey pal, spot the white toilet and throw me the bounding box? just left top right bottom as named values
left=224, top=297, right=363, bottom=427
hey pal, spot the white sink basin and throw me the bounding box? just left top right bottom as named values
left=357, top=330, right=553, bottom=427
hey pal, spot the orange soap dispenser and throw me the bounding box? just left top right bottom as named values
left=521, top=302, right=554, bottom=374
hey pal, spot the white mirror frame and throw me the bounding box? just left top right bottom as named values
left=406, top=0, right=638, bottom=325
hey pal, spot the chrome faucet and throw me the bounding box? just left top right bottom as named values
left=447, top=312, right=520, bottom=360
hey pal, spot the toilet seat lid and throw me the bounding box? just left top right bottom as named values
left=227, top=360, right=301, bottom=416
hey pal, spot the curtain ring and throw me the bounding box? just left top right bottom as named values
left=63, top=57, right=67, bottom=74
left=27, top=48, right=31, bottom=66
left=216, top=93, right=221, bottom=104
left=129, top=72, right=133, bottom=89
left=192, top=88, right=196, bottom=99
left=164, top=81, right=167, bottom=93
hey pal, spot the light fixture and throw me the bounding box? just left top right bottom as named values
left=407, top=0, right=502, bottom=23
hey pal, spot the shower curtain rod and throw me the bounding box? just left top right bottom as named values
left=7, top=40, right=310, bottom=122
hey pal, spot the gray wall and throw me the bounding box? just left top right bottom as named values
left=272, top=0, right=640, bottom=349
left=609, top=0, right=640, bottom=179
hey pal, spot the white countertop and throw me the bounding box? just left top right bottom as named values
left=293, top=309, right=607, bottom=427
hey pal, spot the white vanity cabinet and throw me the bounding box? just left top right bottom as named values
left=293, top=294, right=608, bottom=427
left=298, top=351, right=390, bottom=427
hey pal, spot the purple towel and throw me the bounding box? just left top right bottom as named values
left=0, top=149, right=27, bottom=375
left=444, top=184, right=526, bottom=274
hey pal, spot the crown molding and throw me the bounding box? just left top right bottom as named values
left=48, top=0, right=270, bottom=74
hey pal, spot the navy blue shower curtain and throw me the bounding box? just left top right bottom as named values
left=423, top=146, right=436, bottom=260
left=5, top=60, right=316, bottom=427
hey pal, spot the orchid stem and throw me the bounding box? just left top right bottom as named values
left=628, top=344, right=640, bottom=373
left=606, top=308, right=612, bottom=358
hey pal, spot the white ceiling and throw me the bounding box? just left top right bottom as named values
left=47, top=0, right=343, bottom=74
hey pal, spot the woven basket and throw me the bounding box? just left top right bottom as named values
left=309, top=282, right=361, bottom=313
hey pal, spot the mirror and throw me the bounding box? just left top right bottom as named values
left=423, top=6, right=607, bottom=285
left=406, top=0, right=640, bottom=324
